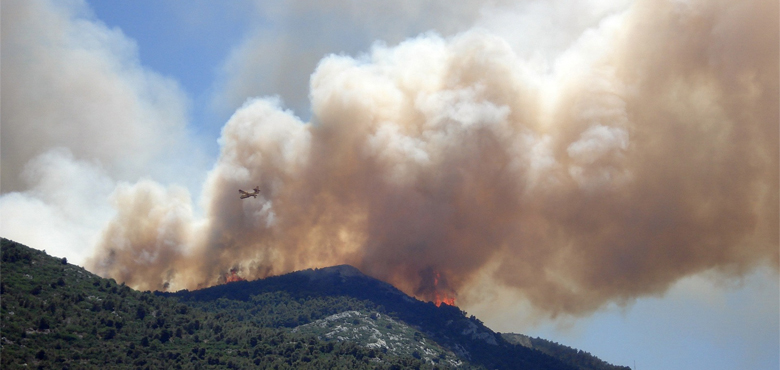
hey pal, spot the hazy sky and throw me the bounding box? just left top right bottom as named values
left=1, top=1, right=777, bottom=369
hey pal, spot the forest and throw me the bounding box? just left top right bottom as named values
left=0, top=238, right=629, bottom=370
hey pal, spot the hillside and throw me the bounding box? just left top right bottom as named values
left=0, top=238, right=449, bottom=369
left=1, top=238, right=630, bottom=369
left=162, top=265, right=619, bottom=370
left=502, top=334, right=629, bottom=370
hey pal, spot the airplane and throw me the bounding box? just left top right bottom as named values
left=239, top=186, right=260, bottom=199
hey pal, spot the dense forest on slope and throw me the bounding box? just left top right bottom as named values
left=0, top=238, right=452, bottom=369
left=1, top=238, right=630, bottom=370
left=163, top=265, right=580, bottom=370
left=501, top=334, right=630, bottom=370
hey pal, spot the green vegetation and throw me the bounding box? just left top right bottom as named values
left=163, top=265, right=581, bottom=370
left=0, top=239, right=448, bottom=369
left=1, top=238, right=630, bottom=370
left=501, top=334, right=630, bottom=370
left=291, top=310, right=463, bottom=366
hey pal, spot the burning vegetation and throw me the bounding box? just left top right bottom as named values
left=224, top=268, right=246, bottom=284
left=433, top=294, right=456, bottom=308
left=416, top=268, right=457, bottom=307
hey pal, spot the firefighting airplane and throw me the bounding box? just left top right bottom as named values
left=239, top=186, right=260, bottom=199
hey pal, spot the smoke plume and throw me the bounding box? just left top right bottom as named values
left=0, top=0, right=202, bottom=263
left=87, top=0, right=778, bottom=317
left=0, top=0, right=194, bottom=193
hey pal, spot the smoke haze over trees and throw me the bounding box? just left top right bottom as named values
left=1, top=0, right=777, bottom=320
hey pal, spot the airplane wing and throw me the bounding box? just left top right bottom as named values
left=239, top=187, right=260, bottom=199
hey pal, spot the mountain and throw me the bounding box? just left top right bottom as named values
left=0, top=238, right=442, bottom=369
left=501, top=334, right=629, bottom=370
left=162, top=264, right=580, bottom=370
left=1, top=238, right=630, bottom=370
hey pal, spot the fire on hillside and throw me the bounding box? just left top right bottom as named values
left=224, top=268, right=246, bottom=284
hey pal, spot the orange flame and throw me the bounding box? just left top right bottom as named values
left=431, top=270, right=456, bottom=307
left=225, top=268, right=246, bottom=283
left=433, top=293, right=456, bottom=307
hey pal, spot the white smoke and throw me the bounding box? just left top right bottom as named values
left=0, top=0, right=202, bottom=260
left=89, top=0, right=778, bottom=319
left=0, top=149, right=115, bottom=263
left=1, top=0, right=776, bottom=321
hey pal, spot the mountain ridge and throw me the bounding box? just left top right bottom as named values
left=162, top=262, right=628, bottom=370
left=1, top=238, right=630, bottom=370
left=1, top=238, right=445, bottom=369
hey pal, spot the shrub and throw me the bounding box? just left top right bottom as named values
left=38, top=317, right=50, bottom=330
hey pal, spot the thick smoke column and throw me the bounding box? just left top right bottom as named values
left=89, top=0, right=778, bottom=316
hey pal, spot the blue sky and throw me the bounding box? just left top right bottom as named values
left=88, top=0, right=254, bottom=154
left=2, top=1, right=777, bottom=369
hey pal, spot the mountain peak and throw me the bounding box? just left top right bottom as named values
left=301, top=264, right=366, bottom=279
